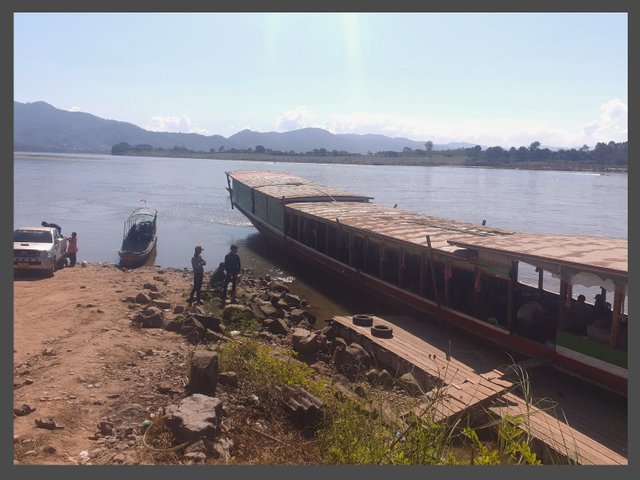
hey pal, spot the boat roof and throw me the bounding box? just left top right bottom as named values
left=128, top=207, right=157, bottom=219
left=448, top=234, right=627, bottom=278
left=227, top=170, right=373, bottom=203
left=287, top=201, right=515, bottom=255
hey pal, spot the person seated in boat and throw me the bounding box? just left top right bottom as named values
left=592, top=294, right=611, bottom=329
left=516, top=298, right=549, bottom=343
left=567, top=294, right=589, bottom=336
left=210, top=262, right=226, bottom=289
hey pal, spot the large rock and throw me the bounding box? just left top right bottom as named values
left=397, top=372, right=423, bottom=396
left=259, top=303, right=282, bottom=319
left=333, top=342, right=372, bottom=375
left=292, top=329, right=319, bottom=356
left=178, top=317, right=205, bottom=345
left=288, top=309, right=306, bottom=324
left=187, top=351, right=219, bottom=395
left=165, top=394, right=223, bottom=441
left=263, top=318, right=289, bottom=336
left=151, top=300, right=171, bottom=310
left=269, top=281, right=289, bottom=294
left=284, top=293, right=301, bottom=308
left=135, top=292, right=151, bottom=304
left=141, top=306, right=164, bottom=328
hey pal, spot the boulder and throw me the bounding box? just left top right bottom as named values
left=165, top=394, right=223, bottom=441
left=284, top=293, right=301, bottom=308
left=330, top=336, right=347, bottom=355
left=135, top=292, right=151, bottom=304
left=333, top=342, right=372, bottom=376
left=263, top=318, right=289, bottom=336
left=187, top=351, right=219, bottom=395
left=141, top=306, right=164, bottom=328
left=292, top=329, right=319, bottom=356
left=288, top=309, right=306, bottom=324
left=151, top=300, right=171, bottom=310
left=269, top=281, right=289, bottom=294
left=179, top=317, right=205, bottom=341
left=259, top=303, right=282, bottom=319
left=143, top=283, right=159, bottom=292
left=397, top=372, right=423, bottom=396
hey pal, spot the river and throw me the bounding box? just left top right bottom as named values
left=13, top=152, right=628, bottom=319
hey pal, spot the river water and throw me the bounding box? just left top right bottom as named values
left=13, top=152, right=628, bottom=319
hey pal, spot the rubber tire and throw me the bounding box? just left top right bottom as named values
left=352, top=314, right=373, bottom=327
left=371, top=324, right=393, bottom=338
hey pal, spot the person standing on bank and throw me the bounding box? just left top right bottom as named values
left=221, top=245, right=241, bottom=303
left=188, top=245, right=206, bottom=305
left=67, top=232, right=78, bottom=267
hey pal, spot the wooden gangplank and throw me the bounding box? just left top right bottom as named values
left=488, top=393, right=627, bottom=465
left=331, top=314, right=628, bottom=465
left=332, top=315, right=512, bottom=421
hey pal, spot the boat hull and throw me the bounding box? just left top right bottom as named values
left=118, top=236, right=157, bottom=268
left=240, top=204, right=627, bottom=396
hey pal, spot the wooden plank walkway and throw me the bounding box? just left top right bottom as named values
left=487, top=393, right=628, bottom=465
left=333, top=315, right=512, bottom=422
left=331, top=314, right=628, bottom=465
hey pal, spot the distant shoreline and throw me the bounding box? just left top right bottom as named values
left=14, top=150, right=628, bottom=174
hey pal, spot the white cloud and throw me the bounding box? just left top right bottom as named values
left=279, top=99, right=627, bottom=148
left=68, top=106, right=80, bottom=112
left=275, top=105, right=312, bottom=131
left=145, top=114, right=209, bottom=135
left=581, top=98, right=627, bottom=145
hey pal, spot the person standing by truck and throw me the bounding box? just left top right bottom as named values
left=66, top=232, right=78, bottom=267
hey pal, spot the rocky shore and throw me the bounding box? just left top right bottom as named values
left=13, top=263, right=424, bottom=465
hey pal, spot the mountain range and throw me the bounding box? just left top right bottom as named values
left=14, top=101, right=477, bottom=155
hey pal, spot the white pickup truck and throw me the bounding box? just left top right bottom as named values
left=13, top=226, right=69, bottom=276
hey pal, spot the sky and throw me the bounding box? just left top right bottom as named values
left=13, top=12, right=628, bottom=148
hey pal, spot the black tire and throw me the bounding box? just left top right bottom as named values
left=352, top=314, right=373, bottom=326
left=371, top=324, right=393, bottom=338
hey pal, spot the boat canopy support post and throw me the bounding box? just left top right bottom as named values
left=559, top=280, right=572, bottom=330
left=426, top=235, right=443, bottom=330
left=507, top=260, right=518, bottom=331
left=537, top=267, right=544, bottom=293
left=611, top=291, right=624, bottom=348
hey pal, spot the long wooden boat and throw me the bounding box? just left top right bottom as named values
left=118, top=207, right=157, bottom=268
left=225, top=171, right=628, bottom=396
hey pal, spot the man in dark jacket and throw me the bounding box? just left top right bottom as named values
left=188, top=245, right=206, bottom=305
left=221, top=245, right=241, bottom=303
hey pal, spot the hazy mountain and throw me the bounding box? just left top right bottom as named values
left=14, top=101, right=232, bottom=153
left=14, top=101, right=478, bottom=154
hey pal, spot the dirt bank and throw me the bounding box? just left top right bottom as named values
left=13, top=264, right=200, bottom=464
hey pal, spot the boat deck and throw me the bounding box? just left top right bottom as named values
left=331, top=314, right=627, bottom=465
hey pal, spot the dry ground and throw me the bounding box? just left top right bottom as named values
left=13, top=263, right=198, bottom=464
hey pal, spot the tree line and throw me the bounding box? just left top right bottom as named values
left=111, top=140, right=627, bottom=166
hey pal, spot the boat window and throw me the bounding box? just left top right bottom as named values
left=402, top=252, right=421, bottom=294
left=338, top=230, right=350, bottom=265
left=326, top=225, right=338, bottom=259
left=352, top=235, right=365, bottom=270
left=382, top=247, right=400, bottom=286
left=316, top=222, right=327, bottom=253
left=449, top=266, right=474, bottom=314
left=364, top=240, right=380, bottom=277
